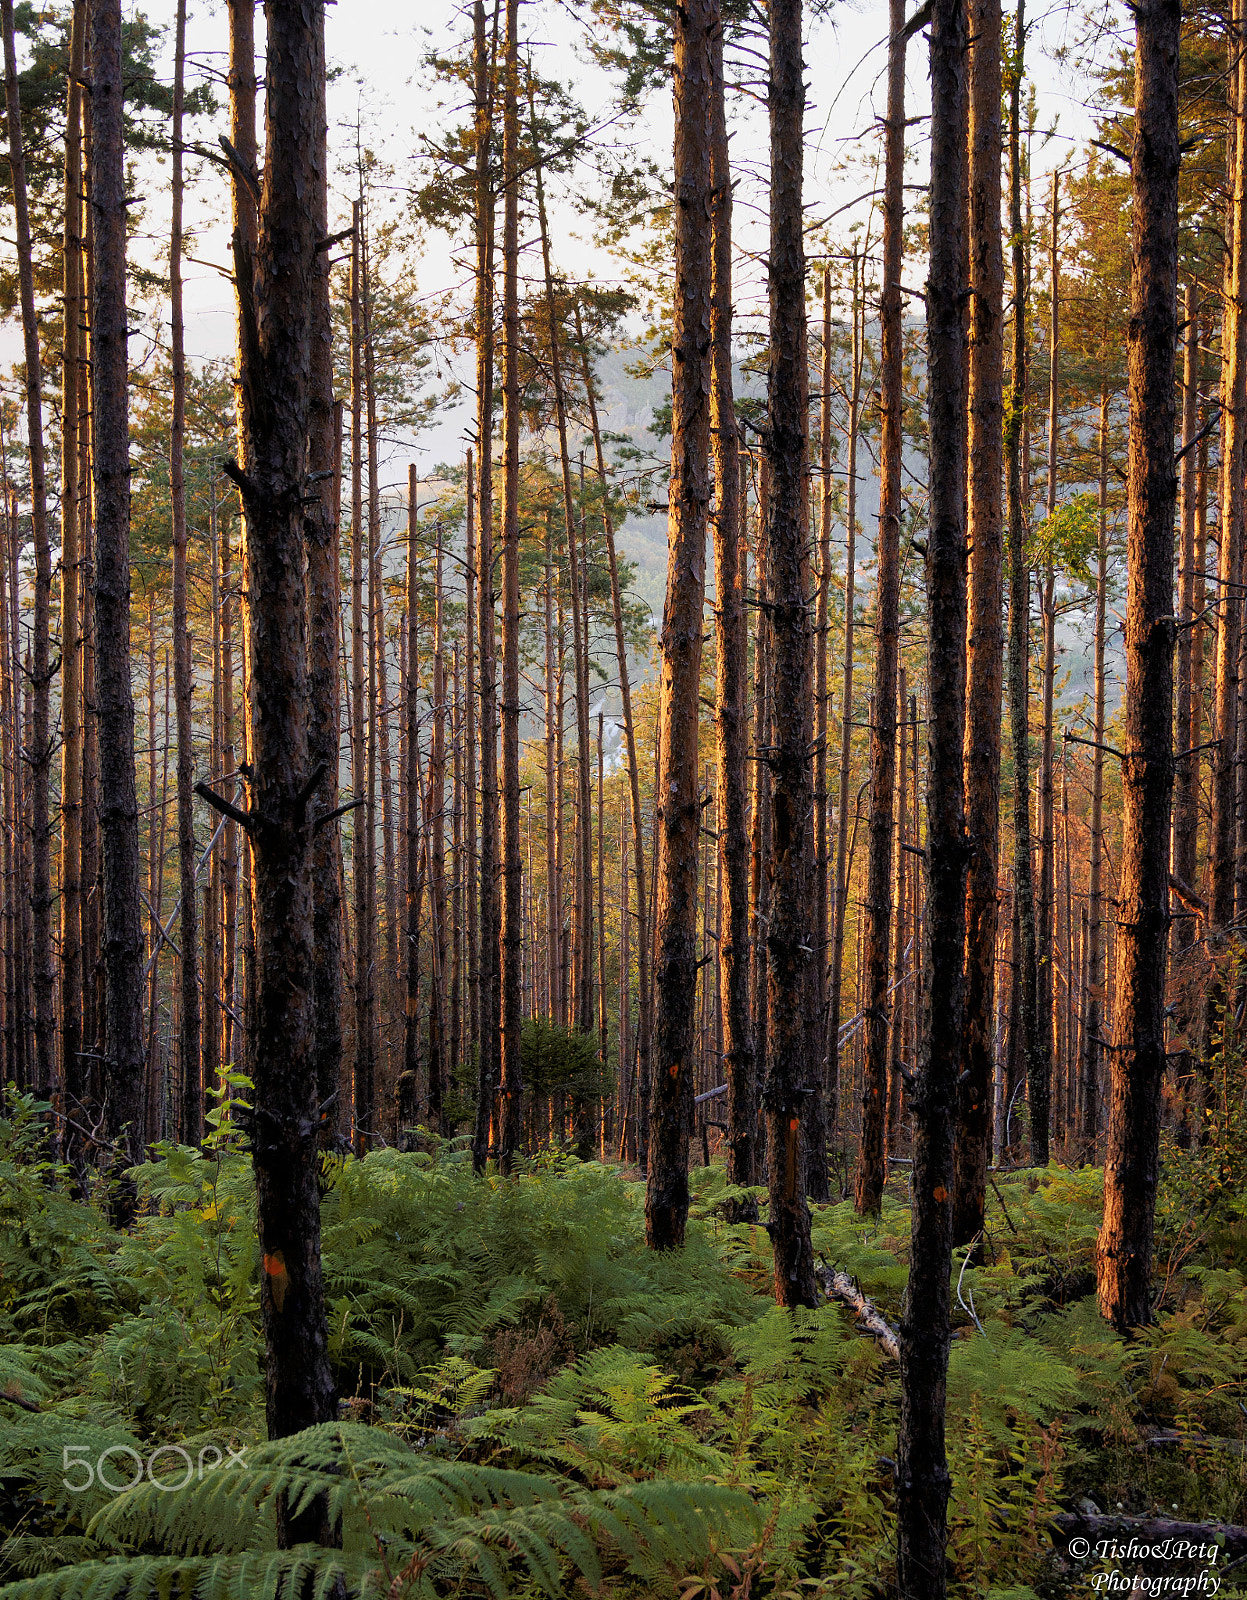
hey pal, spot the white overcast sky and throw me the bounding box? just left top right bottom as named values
left=12, top=0, right=1117, bottom=486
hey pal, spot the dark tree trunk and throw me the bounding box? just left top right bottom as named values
left=58, top=0, right=86, bottom=1154
left=1209, top=6, right=1245, bottom=1047
left=953, top=0, right=1004, bottom=1245
left=645, top=0, right=715, bottom=1252
left=499, top=0, right=523, bottom=1170
left=763, top=0, right=818, bottom=1307
left=306, top=60, right=343, bottom=1141
left=854, top=0, right=908, bottom=1218
left=169, top=0, right=201, bottom=1144
left=1004, top=0, right=1039, bottom=1165
left=1080, top=381, right=1110, bottom=1156
left=89, top=0, right=145, bottom=1166
left=708, top=28, right=755, bottom=1189
left=1095, top=0, right=1179, bottom=1333
left=398, top=465, right=421, bottom=1143
left=348, top=207, right=374, bottom=1156
left=218, top=0, right=339, bottom=1535
left=3, top=0, right=55, bottom=1125
left=896, top=0, right=968, bottom=1586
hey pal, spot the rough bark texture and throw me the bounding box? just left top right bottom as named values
left=3, top=0, right=55, bottom=1119
left=896, top=0, right=968, bottom=1586
left=855, top=0, right=908, bottom=1218
left=169, top=0, right=201, bottom=1143
left=1004, top=0, right=1039, bottom=1163
left=763, top=0, right=818, bottom=1307
left=398, top=465, right=421, bottom=1142
left=306, top=47, right=342, bottom=1143
left=829, top=264, right=862, bottom=1140
left=709, top=29, right=754, bottom=1189
left=1096, top=0, right=1179, bottom=1333
left=816, top=270, right=833, bottom=1140
left=1081, top=383, right=1110, bottom=1156
left=90, top=0, right=145, bottom=1164
left=499, top=0, right=524, bottom=1171
left=645, top=0, right=714, bottom=1252
left=954, top=0, right=1004, bottom=1245
left=58, top=0, right=86, bottom=1149
left=1171, top=283, right=1199, bottom=1090
left=1210, top=0, right=1245, bottom=1029
left=224, top=1, right=338, bottom=1527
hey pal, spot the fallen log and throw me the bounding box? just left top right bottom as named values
left=814, top=1261, right=901, bottom=1361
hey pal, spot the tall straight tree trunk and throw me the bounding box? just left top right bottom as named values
left=2, top=0, right=54, bottom=1118
left=215, top=0, right=339, bottom=1535
left=169, top=0, right=201, bottom=1145
left=472, top=11, right=501, bottom=1170
left=429, top=520, right=449, bottom=1133
left=398, top=465, right=421, bottom=1141
left=816, top=269, right=832, bottom=1135
left=954, top=0, right=1004, bottom=1245
left=1081, top=379, right=1110, bottom=1155
left=855, top=0, right=908, bottom=1217
left=645, top=0, right=715, bottom=1252
left=829, top=258, right=862, bottom=1135
left=499, top=0, right=523, bottom=1169
left=89, top=0, right=144, bottom=1163
left=764, top=0, right=819, bottom=1306
left=749, top=484, right=772, bottom=1123
left=226, top=0, right=256, bottom=1079
left=576, top=309, right=652, bottom=1173
left=896, top=0, right=968, bottom=1584
left=349, top=208, right=373, bottom=1155
left=1171, top=282, right=1199, bottom=1093
left=1034, top=171, right=1062, bottom=1166
left=1004, top=0, right=1039, bottom=1163
left=1210, top=0, right=1245, bottom=1038
left=306, top=35, right=342, bottom=1139
left=59, top=0, right=86, bottom=1146
left=708, top=29, right=755, bottom=1189
left=1096, top=0, right=1179, bottom=1333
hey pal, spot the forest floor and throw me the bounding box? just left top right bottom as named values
left=1, top=1085, right=1245, bottom=1598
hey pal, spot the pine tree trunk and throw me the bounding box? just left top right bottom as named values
left=168, top=0, right=201, bottom=1145
left=1034, top=172, right=1062, bottom=1165
left=828, top=266, right=861, bottom=1142
left=349, top=208, right=374, bottom=1155
left=816, top=270, right=833, bottom=1135
left=429, top=522, right=449, bottom=1135
left=472, top=36, right=501, bottom=1168
left=89, top=0, right=145, bottom=1167
left=499, top=0, right=524, bottom=1169
left=707, top=32, right=755, bottom=1189
left=398, top=467, right=421, bottom=1143
left=1171, top=283, right=1199, bottom=1095
left=3, top=0, right=55, bottom=1122
left=897, top=0, right=968, bottom=1582
left=954, top=0, right=1004, bottom=1245
left=1080, top=381, right=1110, bottom=1156
left=646, top=0, right=714, bottom=1251
left=59, top=0, right=87, bottom=1148
left=763, top=0, right=818, bottom=1306
left=221, top=0, right=339, bottom=1531
left=1209, top=2, right=1245, bottom=1042
left=855, top=0, right=908, bottom=1218
left=1005, top=0, right=1039, bottom=1165
left=306, top=28, right=343, bottom=1137
left=1096, top=0, right=1179, bottom=1333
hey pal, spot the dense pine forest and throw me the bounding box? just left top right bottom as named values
left=0, top=0, right=1245, bottom=1593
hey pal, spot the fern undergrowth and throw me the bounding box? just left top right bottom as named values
left=2, top=1083, right=1245, bottom=1598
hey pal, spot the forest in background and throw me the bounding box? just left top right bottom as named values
left=0, top=0, right=1244, bottom=1594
